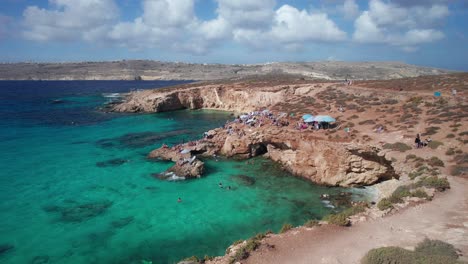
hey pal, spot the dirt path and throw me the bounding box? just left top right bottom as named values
left=246, top=176, right=468, bottom=264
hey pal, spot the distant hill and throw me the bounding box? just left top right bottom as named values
left=0, top=60, right=454, bottom=81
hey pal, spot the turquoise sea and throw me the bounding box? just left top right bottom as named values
left=0, top=81, right=362, bottom=264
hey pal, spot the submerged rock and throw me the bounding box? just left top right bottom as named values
left=231, top=174, right=256, bottom=186
left=111, top=216, right=134, bottom=228
left=31, top=255, right=50, bottom=264
left=43, top=200, right=113, bottom=223
left=96, top=130, right=189, bottom=149
left=96, top=158, right=128, bottom=167
left=0, top=244, right=14, bottom=256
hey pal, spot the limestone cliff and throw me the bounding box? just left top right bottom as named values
left=113, top=81, right=399, bottom=187
left=112, top=84, right=291, bottom=113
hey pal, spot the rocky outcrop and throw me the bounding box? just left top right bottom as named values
left=112, top=84, right=290, bottom=113
left=148, top=146, right=205, bottom=179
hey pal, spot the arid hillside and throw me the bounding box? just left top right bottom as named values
left=0, top=60, right=453, bottom=81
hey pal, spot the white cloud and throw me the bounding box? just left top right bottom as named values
left=342, top=0, right=359, bottom=20
left=23, top=0, right=118, bottom=42
left=270, top=5, right=346, bottom=43
left=353, top=0, right=448, bottom=50
left=19, top=0, right=350, bottom=55
left=215, top=0, right=276, bottom=29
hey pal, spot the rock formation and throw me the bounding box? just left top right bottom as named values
left=113, top=79, right=402, bottom=187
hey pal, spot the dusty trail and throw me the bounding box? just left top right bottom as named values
left=247, top=176, right=468, bottom=264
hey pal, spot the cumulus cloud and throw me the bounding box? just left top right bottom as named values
left=353, top=0, right=448, bottom=50
left=270, top=5, right=346, bottom=43
left=19, top=0, right=354, bottom=55
left=22, top=0, right=118, bottom=42
left=342, top=0, right=359, bottom=20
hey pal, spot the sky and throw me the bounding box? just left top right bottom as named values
left=0, top=0, right=467, bottom=70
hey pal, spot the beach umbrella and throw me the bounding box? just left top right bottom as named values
left=302, top=114, right=313, bottom=120
left=313, top=115, right=336, bottom=123
left=304, top=117, right=315, bottom=123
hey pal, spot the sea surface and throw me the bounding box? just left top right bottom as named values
left=0, top=81, right=363, bottom=264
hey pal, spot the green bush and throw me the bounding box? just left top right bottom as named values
left=279, top=223, right=293, bottom=233
left=377, top=198, right=393, bottom=211
left=445, top=148, right=455, bottom=155
left=415, top=238, right=459, bottom=259
left=406, top=154, right=417, bottom=160
left=229, top=236, right=262, bottom=264
left=382, top=142, right=412, bottom=152
left=446, top=133, right=455, bottom=138
left=415, top=176, right=450, bottom=192
left=411, top=189, right=430, bottom=199
left=324, top=213, right=350, bottom=226
left=361, top=246, right=415, bottom=264
left=391, top=186, right=411, bottom=200
left=428, top=156, right=445, bottom=167
left=361, top=239, right=461, bottom=264
left=304, top=219, right=320, bottom=228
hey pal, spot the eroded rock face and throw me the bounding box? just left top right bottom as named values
left=112, top=85, right=288, bottom=114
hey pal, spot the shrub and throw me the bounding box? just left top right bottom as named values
left=324, top=213, right=350, bottom=226
left=377, top=198, right=393, bottom=211
left=362, top=239, right=461, bottom=264
left=428, top=156, right=445, bottom=167
left=229, top=236, right=262, bottom=264
left=406, top=154, right=417, bottom=160
left=451, top=166, right=467, bottom=176
left=382, top=142, right=412, bottom=152
left=280, top=223, right=293, bottom=233
left=390, top=186, right=411, bottom=202
left=361, top=246, right=415, bottom=264
left=411, top=189, right=430, bottom=199
left=428, top=140, right=444, bottom=149
left=415, top=238, right=459, bottom=259
left=415, top=176, right=450, bottom=192
left=183, top=256, right=200, bottom=262
left=304, top=219, right=320, bottom=228
left=446, top=133, right=455, bottom=138
left=445, top=148, right=455, bottom=155
left=422, top=126, right=440, bottom=136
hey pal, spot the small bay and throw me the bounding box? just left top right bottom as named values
left=0, top=81, right=360, bottom=264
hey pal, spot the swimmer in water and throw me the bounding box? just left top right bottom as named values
left=177, top=197, right=182, bottom=203
left=219, top=182, right=223, bottom=188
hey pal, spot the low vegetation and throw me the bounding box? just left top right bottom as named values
left=427, top=156, right=445, bottom=167
left=228, top=232, right=266, bottom=264
left=382, top=142, right=412, bottom=152
left=412, top=176, right=450, bottom=192
left=279, top=223, right=293, bottom=233
left=304, top=219, right=320, bottom=228
left=361, top=239, right=462, bottom=264
left=427, top=140, right=444, bottom=149
left=324, top=204, right=368, bottom=226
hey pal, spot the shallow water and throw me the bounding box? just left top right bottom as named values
left=0, top=81, right=362, bottom=264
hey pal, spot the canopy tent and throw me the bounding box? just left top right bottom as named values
left=313, top=115, right=336, bottom=123
left=302, top=114, right=313, bottom=120
left=304, top=117, right=315, bottom=123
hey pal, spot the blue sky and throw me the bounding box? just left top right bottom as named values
left=0, top=0, right=467, bottom=70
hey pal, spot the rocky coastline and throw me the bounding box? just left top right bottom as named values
left=110, top=73, right=468, bottom=263
left=113, top=79, right=399, bottom=187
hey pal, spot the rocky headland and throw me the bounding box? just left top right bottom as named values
left=111, top=72, right=468, bottom=263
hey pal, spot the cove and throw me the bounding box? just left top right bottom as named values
left=0, top=81, right=362, bottom=264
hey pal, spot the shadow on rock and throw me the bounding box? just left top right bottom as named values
left=230, top=174, right=256, bottom=186
left=96, top=158, right=128, bottom=168
left=43, top=200, right=113, bottom=223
